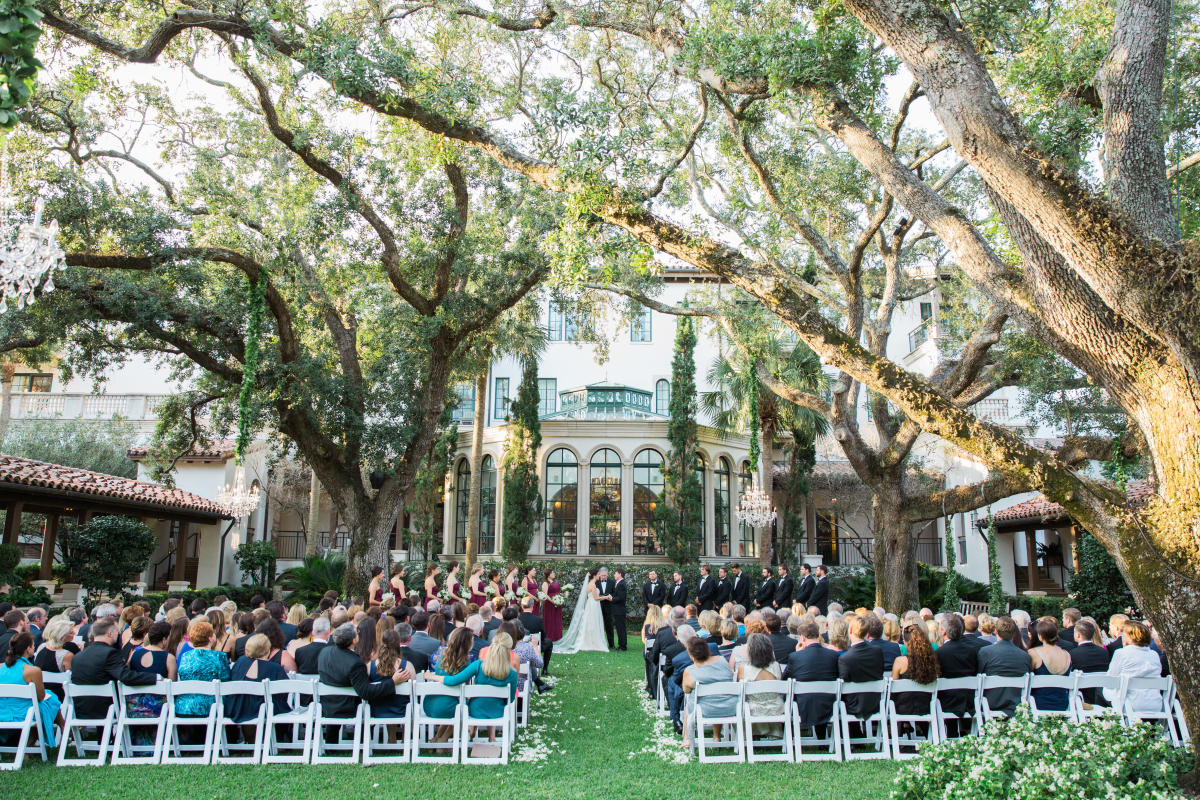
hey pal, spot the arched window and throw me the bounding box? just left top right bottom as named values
left=694, top=453, right=707, bottom=556
left=655, top=379, right=671, bottom=415
left=714, top=457, right=732, bottom=557
left=589, top=448, right=622, bottom=555
left=480, top=455, right=498, bottom=553
left=545, top=448, right=578, bottom=555
left=454, top=459, right=470, bottom=554
left=738, top=460, right=756, bottom=557
left=633, top=449, right=665, bottom=555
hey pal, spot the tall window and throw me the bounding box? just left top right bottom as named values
left=13, top=373, right=51, bottom=392
left=714, top=457, right=732, bottom=557
left=955, top=515, right=968, bottom=565
left=737, top=460, right=756, bottom=557
left=537, top=378, right=557, bottom=416
left=493, top=377, right=510, bottom=421
left=919, top=301, right=933, bottom=321
left=480, top=456, right=497, bottom=553
left=694, top=454, right=707, bottom=556
left=451, top=382, right=475, bottom=423
left=589, top=448, right=622, bottom=555
left=545, top=448, right=578, bottom=554
left=547, top=301, right=582, bottom=341
left=816, top=510, right=839, bottom=565
left=631, top=305, right=652, bottom=342
left=655, top=379, right=670, bottom=415
left=454, top=459, right=470, bottom=554
left=633, top=449, right=664, bottom=555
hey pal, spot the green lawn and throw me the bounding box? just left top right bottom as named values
left=8, top=650, right=900, bottom=799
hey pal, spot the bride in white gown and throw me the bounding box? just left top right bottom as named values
left=554, top=568, right=610, bottom=654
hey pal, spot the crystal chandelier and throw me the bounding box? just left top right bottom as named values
left=217, top=464, right=261, bottom=519
left=0, top=141, right=65, bottom=312
left=736, top=480, right=777, bottom=528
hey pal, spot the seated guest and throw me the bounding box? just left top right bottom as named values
left=1106, top=614, right=1128, bottom=655
left=422, top=627, right=474, bottom=724
left=1070, top=618, right=1112, bottom=705
left=353, top=618, right=378, bottom=665
left=507, top=621, right=551, bottom=694
left=70, top=618, right=157, bottom=720
left=737, top=633, right=784, bottom=740
left=717, top=620, right=738, bottom=658
left=120, top=614, right=150, bottom=663
left=466, top=614, right=488, bottom=659
left=667, top=626, right=698, bottom=733
left=175, top=620, right=231, bottom=717
left=685, top=605, right=701, bottom=630
left=318, top=623, right=410, bottom=719
left=406, top=611, right=441, bottom=662
left=697, top=610, right=720, bottom=640
left=961, top=615, right=989, bottom=652
left=864, top=615, right=901, bottom=674
left=784, top=621, right=840, bottom=733
left=762, top=611, right=795, bottom=665
left=1104, top=620, right=1163, bottom=711
left=231, top=614, right=256, bottom=661
left=0, top=609, right=26, bottom=654
left=27, top=607, right=46, bottom=648
left=267, top=601, right=297, bottom=642
left=977, top=616, right=1032, bottom=717
left=286, top=618, right=314, bottom=662
left=978, top=614, right=998, bottom=643
left=480, top=603, right=501, bottom=641
left=519, top=596, right=553, bottom=674
left=225, top=633, right=290, bottom=727
left=732, top=606, right=747, bottom=640
left=396, top=623, right=429, bottom=673
left=426, top=631, right=519, bottom=742
left=1028, top=619, right=1072, bottom=712
left=890, top=624, right=941, bottom=736
left=166, top=616, right=190, bottom=658
left=839, top=616, right=884, bottom=730
left=642, top=604, right=666, bottom=648
left=681, top=634, right=736, bottom=748
left=0, top=632, right=60, bottom=747
left=124, top=621, right=177, bottom=739
left=206, top=608, right=232, bottom=656
left=295, top=616, right=331, bottom=674
left=367, top=630, right=412, bottom=725
left=32, top=617, right=76, bottom=699
left=255, top=618, right=298, bottom=673
left=729, top=617, right=768, bottom=674
left=935, top=614, right=979, bottom=736
left=1058, top=607, right=1081, bottom=651
left=1010, top=609, right=1033, bottom=648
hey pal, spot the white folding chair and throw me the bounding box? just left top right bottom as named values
left=887, top=680, right=939, bottom=760
left=214, top=680, right=268, bottom=764
left=41, top=671, right=71, bottom=700
left=838, top=680, right=889, bottom=760
left=363, top=682, right=414, bottom=765
left=411, top=681, right=462, bottom=763
left=113, top=681, right=169, bottom=764
left=1071, top=673, right=1124, bottom=722
left=979, top=674, right=1030, bottom=722
left=460, top=685, right=515, bottom=765
left=263, top=679, right=315, bottom=764
left=656, top=654, right=669, bottom=714
left=791, top=679, right=843, bottom=761
left=1028, top=673, right=1078, bottom=719
left=312, top=683, right=364, bottom=763
left=1172, top=692, right=1190, bottom=745
left=742, top=679, right=792, bottom=762
left=517, top=662, right=534, bottom=727
left=57, top=682, right=116, bottom=766
left=691, top=681, right=744, bottom=763
left=1121, top=676, right=1179, bottom=745
left=163, top=679, right=220, bottom=764
left=935, top=676, right=982, bottom=739
left=0, top=683, right=48, bottom=770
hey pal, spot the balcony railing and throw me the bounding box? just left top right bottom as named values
left=907, top=317, right=937, bottom=354
left=9, top=392, right=175, bottom=422
left=272, top=530, right=354, bottom=560
left=969, top=398, right=1010, bottom=424
left=815, top=536, right=944, bottom=567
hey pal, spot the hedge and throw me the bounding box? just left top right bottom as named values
left=110, top=584, right=270, bottom=616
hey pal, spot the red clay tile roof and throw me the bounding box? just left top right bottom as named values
left=982, top=480, right=1152, bottom=527
left=127, top=440, right=236, bottom=461
left=0, top=454, right=230, bottom=518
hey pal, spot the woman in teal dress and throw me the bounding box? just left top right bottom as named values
left=174, top=620, right=230, bottom=716
left=0, top=633, right=60, bottom=747
left=423, top=627, right=473, bottom=720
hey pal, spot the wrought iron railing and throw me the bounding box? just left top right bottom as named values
left=815, top=535, right=944, bottom=567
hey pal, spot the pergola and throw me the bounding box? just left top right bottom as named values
left=0, top=454, right=229, bottom=581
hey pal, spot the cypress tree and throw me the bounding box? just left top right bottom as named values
left=658, top=315, right=703, bottom=566
left=501, top=355, right=543, bottom=562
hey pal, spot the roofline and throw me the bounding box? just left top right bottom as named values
left=0, top=480, right=228, bottom=522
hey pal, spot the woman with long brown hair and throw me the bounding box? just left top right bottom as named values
left=423, top=627, right=474, bottom=740
left=890, top=623, right=941, bottom=732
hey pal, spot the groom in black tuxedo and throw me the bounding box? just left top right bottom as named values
left=609, top=570, right=628, bottom=650
left=596, top=568, right=618, bottom=650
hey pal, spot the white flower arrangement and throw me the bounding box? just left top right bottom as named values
left=537, top=591, right=549, bottom=602
left=485, top=585, right=498, bottom=597
left=562, top=583, right=575, bottom=592
left=436, top=588, right=451, bottom=602
left=550, top=594, right=566, bottom=607
left=504, top=590, right=516, bottom=602
left=516, top=587, right=528, bottom=598
left=380, top=592, right=395, bottom=604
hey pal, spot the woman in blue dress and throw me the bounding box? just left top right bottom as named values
left=175, top=620, right=230, bottom=717
left=1029, top=620, right=1072, bottom=712
left=0, top=633, right=60, bottom=748
left=426, top=629, right=518, bottom=745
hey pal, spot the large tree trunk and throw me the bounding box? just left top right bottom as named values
left=464, top=363, right=488, bottom=573
left=305, top=468, right=320, bottom=558
left=0, top=363, right=14, bottom=443
left=341, top=490, right=402, bottom=598
left=871, top=484, right=920, bottom=612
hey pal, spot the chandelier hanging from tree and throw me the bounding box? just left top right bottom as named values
left=0, top=140, right=64, bottom=312
left=736, top=480, right=777, bottom=529
left=217, top=266, right=266, bottom=519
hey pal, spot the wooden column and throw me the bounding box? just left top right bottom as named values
left=1025, top=528, right=1037, bottom=590
left=2, top=501, right=21, bottom=546
left=173, top=521, right=188, bottom=580
left=39, top=513, right=59, bottom=580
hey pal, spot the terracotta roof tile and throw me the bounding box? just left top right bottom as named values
left=0, top=454, right=230, bottom=518
left=982, top=480, right=1152, bottom=526
left=127, top=440, right=236, bottom=460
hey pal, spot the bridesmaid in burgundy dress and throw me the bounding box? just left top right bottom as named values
left=423, top=563, right=441, bottom=610
left=504, top=565, right=520, bottom=598
left=522, top=566, right=541, bottom=615
left=487, top=569, right=503, bottom=602
left=467, top=563, right=487, bottom=606
left=541, top=568, right=563, bottom=642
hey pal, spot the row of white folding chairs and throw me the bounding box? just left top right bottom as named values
left=684, top=672, right=1188, bottom=764
left=8, top=672, right=522, bottom=768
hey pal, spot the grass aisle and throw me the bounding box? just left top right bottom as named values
left=6, top=650, right=898, bottom=799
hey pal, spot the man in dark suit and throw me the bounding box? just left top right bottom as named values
left=961, top=614, right=990, bottom=653
left=294, top=616, right=332, bottom=674
left=1058, top=608, right=1081, bottom=651
left=795, top=563, right=816, bottom=609
left=1105, top=614, right=1127, bottom=657
left=480, top=603, right=502, bottom=640
left=609, top=570, right=629, bottom=650
left=1069, top=619, right=1112, bottom=705
left=714, top=567, right=732, bottom=610
left=267, top=600, right=298, bottom=642
left=977, top=616, right=1032, bottom=717
left=839, top=616, right=885, bottom=723
left=26, top=607, right=45, bottom=649
left=393, top=622, right=429, bottom=672
left=69, top=618, right=156, bottom=719
left=762, top=610, right=796, bottom=665
left=467, top=615, right=489, bottom=659
left=773, top=565, right=794, bottom=609
left=519, top=596, right=554, bottom=671
left=666, top=572, right=688, bottom=609
left=406, top=611, right=441, bottom=662
left=809, top=565, right=831, bottom=616
left=318, top=623, right=408, bottom=719
left=0, top=609, right=26, bottom=655
left=754, top=567, right=776, bottom=609
left=784, top=621, right=841, bottom=735
left=596, top=568, right=618, bottom=649
left=864, top=614, right=901, bottom=674
left=642, top=570, right=666, bottom=609
left=728, top=564, right=750, bottom=607
left=695, top=565, right=716, bottom=612
left=935, top=613, right=979, bottom=736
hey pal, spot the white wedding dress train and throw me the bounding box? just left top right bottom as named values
left=554, top=581, right=609, bottom=654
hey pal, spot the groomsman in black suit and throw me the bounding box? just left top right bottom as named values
left=695, top=565, right=716, bottom=611
left=642, top=570, right=667, bottom=608
left=754, top=567, right=776, bottom=609
left=795, top=563, right=816, bottom=609
left=667, top=572, right=688, bottom=608
left=728, top=563, right=751, bottom=607
left=774, top=564, right=794, bottom=609
left=810, top=564, right=831, bottom=615
left=714, top=567, right=732, bottom=609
